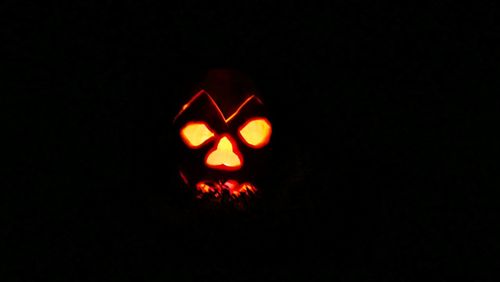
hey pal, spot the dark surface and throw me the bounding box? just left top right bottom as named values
left=4, top=2, right=497, bottom=281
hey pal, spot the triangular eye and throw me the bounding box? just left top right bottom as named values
left=238, top=117, right=272, bottom=148
left=180, top=121, right=215, bottom=148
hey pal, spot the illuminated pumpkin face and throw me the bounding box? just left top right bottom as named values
left=173, top=69, right=273, bottom=205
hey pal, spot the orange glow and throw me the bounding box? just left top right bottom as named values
left=196, top=182, right=214, bottom=193
left=173, top=90, right=260, bottom=124
left=228, top=182, right=257, bottom=198
left=238, top=117, right=272, bottom=148
left=205, top=135, right=243, bottom=171
left=195, top=180, right=258, bottom=199
left=180, top=121, right=214, bottom=148
left=239, top=183, right=256, bottom=194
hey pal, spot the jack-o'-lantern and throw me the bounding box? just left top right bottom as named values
left=173, top=69, right=272, bottom=206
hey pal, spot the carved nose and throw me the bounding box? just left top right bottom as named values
left=205, top=135, right=243, bottom=171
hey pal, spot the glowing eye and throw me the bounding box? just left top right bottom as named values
left=238, top=117, right=272, bottom=148
left=180, top=121, right=215, bottom=148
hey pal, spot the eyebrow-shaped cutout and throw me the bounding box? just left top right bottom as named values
left=173, top=90, right=261, bottom=124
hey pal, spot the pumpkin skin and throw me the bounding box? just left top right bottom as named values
left=173, top=69, right=272, bottom=205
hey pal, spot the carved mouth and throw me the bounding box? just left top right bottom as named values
left=195, top=179, right=257, bottom=201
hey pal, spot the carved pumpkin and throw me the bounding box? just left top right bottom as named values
left=173, top=69, right=272, bottom=205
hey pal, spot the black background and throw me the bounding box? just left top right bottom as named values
left=4, top=1, right=497, bottom=281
